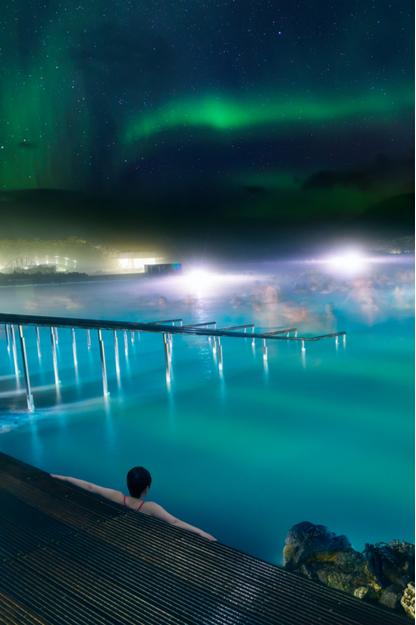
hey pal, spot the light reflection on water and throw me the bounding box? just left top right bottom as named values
left=0, top=260, right=414, bottom=564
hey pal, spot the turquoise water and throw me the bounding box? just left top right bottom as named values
left=0, top=261, right=414, bottom=564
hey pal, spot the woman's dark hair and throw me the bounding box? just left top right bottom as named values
left=127, top=466, right=152, bottom=498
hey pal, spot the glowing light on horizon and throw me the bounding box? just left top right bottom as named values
left=118, top=256, right=159, bottom=272
left=304, top=246, right=381, bottom=276
left=184, top=269, right=216, bottom=290
left=325, top=249, right=368, bottom=275
left=179, top=267, right=256, bottom=296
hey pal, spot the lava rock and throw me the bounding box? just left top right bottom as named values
left=283, top=521, right=352, bottom=569
left=379, top=585, right=402, bottom=610
left=284, top=522, right=415, bottom=618
left=364, top=540, right=414, bottom=588
left=401, top=582, right=415, bottom=619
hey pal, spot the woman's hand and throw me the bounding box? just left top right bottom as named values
left=200, top=531, right=217, bottom=541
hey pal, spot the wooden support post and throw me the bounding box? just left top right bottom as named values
left=124, top=330, right=129, bottom=356
left=262, top=338, right=268, bottom=360
left=343, top=334, right=347, bottom=348
left=130, top=331, right=135, bottom=344
left=98, top=329, right=109, bottom=396
left=18, top=325, right=34, bottom=411
left=301, top=340, right=306, bottom=352
left=87, top=329, right=91, bottom=350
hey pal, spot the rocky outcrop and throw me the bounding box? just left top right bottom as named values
left=284, top=522, right=414, bottom=618
left=401, top=583, right=415, bottom=619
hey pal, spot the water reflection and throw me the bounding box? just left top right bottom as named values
left=72, top=328, right=79, bottom=383
left=217, top=338, right=223, bottom=375
left=11, top=326, right=20, bottom=387
left=36, top=326, right=42, bottom=362
left=5, top=325, right=11, bottom=352
left=114, top=331, right=122, bottom=389
left=0, top=259, right=413, bottom=565
left=301, top=340, right=307, bottom=369
left=262, top=339, right=269, bottom=380
left=0, top=258, right=413, bottom=418
left=50, top=327, right=61, bottom=401
left=163, top=333, right=172, bottom=391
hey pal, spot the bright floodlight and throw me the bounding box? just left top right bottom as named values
left=325, top=249, right=367, bottom=275
left=184, top=268, right=215, bottom=290
left=179, top=266, right=255, bottom=297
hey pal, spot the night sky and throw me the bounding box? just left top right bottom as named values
left=0, top=1, right=413, bottom=253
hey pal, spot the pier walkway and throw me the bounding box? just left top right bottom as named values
left=0, top=452, right=407, bottom=625
left=0, top=312, right=346, bottom=412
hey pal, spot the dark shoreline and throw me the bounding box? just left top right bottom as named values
left=0, top=272, right=148, bottom=288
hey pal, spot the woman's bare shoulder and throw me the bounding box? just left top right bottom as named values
left=141, top=501, right=176, bottom=522
left=140, top=500, right=158, bottom=514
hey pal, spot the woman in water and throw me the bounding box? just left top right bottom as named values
left=52, top=466, right=216, bottom=541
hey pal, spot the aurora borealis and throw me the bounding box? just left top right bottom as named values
left=125, top=89, right=413, bottom=142
left=0, top=0, right=413, bottom=250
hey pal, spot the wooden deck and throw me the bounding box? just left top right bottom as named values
left=0, top=452, right=408, bottom=625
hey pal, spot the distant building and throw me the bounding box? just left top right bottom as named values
left=145, top=263, right=182, bottom=275
left=0, top=238, right=170, bottom=275
left=116, top=253, right=163, bottom=273
left=21, top=264, right=57, bottom=275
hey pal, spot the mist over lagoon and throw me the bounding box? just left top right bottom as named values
left=0, top=258, right=413, bottom=563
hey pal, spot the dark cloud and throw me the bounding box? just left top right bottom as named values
left=303, top=155, right=414, bottom=191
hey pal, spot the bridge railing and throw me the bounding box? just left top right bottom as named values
left=0, top=312, right=346, bottom=412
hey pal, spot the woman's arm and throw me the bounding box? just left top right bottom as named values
left=51, top=474, right=124, bottom=505
left=144, top=501, right=216, bottom=541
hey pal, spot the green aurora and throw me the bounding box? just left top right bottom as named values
left=124, top=88, right=413, bottom=143
left=0, top=0, right=413, bottom=242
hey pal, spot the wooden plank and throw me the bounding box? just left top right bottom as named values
left=0, top=452, right=407, bottom=625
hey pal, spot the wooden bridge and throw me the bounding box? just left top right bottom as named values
left=0, top=452, right=407, bottom=625
left=0, top=312, right=346, bottom=412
